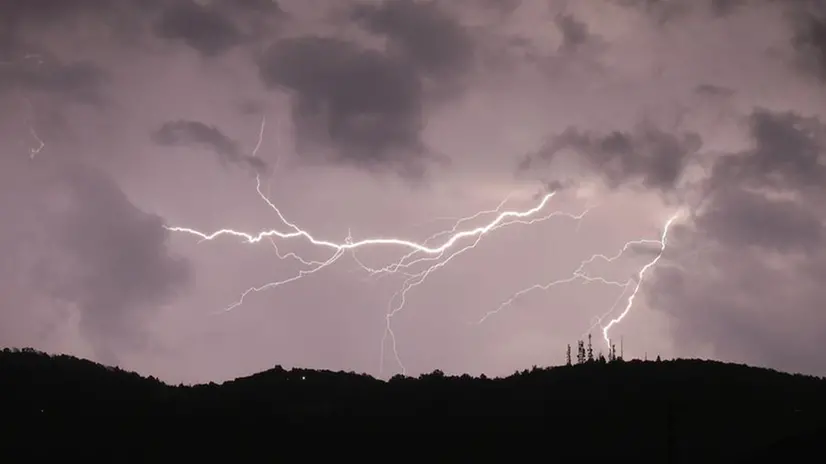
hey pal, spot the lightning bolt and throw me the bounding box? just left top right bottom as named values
left=166, top=177, right=592, bottom=374
left=164, top=115, right=681, bottom=375
left=599, top=214, right=678, bottom=345
left=5, top=53, right=47, bottom=159
left=477, top=212, right=680, bottom=349
left=27, top=121, right=45, bottom=159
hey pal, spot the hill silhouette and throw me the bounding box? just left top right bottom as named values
left=1, top=346, right=825, bottom=462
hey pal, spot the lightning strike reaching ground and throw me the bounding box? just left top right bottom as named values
left=166, top=176, right=591, bottom=373
left=599, top=214, right=678, bottom=345
left=164, top=116, right=681, bottom=376
left=477, top=212, right=679, bottom=348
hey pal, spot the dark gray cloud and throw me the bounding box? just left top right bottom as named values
left=477, top=0, right=522, bottom=17
left=215, top=0, right=285, bottom=14
left=709, top=110, right=826, bottom=191
left=695, top=188, right=824, bottom=253
left=9, top=160, right=192, bottom=366
left=154, top=2, right=243, bottom=56
left=0, top=0, right=98, bottom=23
left=5, top=0, right=470, bottom=178
left=519, top=124, right=703, bottom=192
left=0, top=54, right=108, bottom=105
left=485, top=10, right=605, bottom=79
left=613, top=0, right=748, bottom=22
left=251, top=1, right=479, bottom=178
left=0, top=0, right=154, bottom=46
left=708, top=0, right=746, bottom=17
left=612, top=0, right=693, bottom=24
left=214, top=0, right=286, bottom=39
left=153, top=0, right=284, bottom=57
left=555, top=13, right=590, bottom=54
left=650, top=108, right=826, bottom=375
left=258, top=36, right=433, bottom=178
left=790, top=2, right=826, bottom=82
left=153, top=120, right=267, bottom=173
left=694, top=84, right=735, bottom=98
left=615, top=0, right=823, bottom=87
left=351, top=0, right=474, bottom=78
left=0, top=0, right=284, bottom=58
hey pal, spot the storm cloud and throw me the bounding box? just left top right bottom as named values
left=154, top=1, right=245, bottom=56
left=153, top=120, right=267, bottom=173
left=650, top=108, right=826, bottom=375
left=258, top=36, right=433, bottom=178
left=790, top=0, right=826, bottom=81
left=0, top=57, right=108, bottom=105
left=3, top=0, right=826, bottom=383
left=351, top=0, right=475, bottom=78
left=0, top=157, right=191, bottom=366
left=519, top=124, right=703, bottom=192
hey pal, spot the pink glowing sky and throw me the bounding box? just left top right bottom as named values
left=2, top=0, right=826, bottom=384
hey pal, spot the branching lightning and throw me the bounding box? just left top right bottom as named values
left=477, top=212, right=680, bottom=348
left=163, top=116, right=680, bottom=376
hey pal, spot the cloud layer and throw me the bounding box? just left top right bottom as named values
left=2, top=0, right=826, bottom=382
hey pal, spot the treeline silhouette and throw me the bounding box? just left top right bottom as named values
left=1, top=346, right=825, bottom=462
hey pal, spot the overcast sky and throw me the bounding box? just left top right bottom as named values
left=2, top=0, right=826, bottom=384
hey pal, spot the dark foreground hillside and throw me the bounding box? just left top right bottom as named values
left=1, top=347, right=825, bottom=462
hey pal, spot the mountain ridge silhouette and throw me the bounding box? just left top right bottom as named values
left=1, top=347, right=824, bottom=461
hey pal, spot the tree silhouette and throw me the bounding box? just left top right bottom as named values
left=4, top=346, right=826, bottom=461
left=566, top=344, right=572, bottom=366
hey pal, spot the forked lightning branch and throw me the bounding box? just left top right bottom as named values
left=163, top=117, right=679, bottom=376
